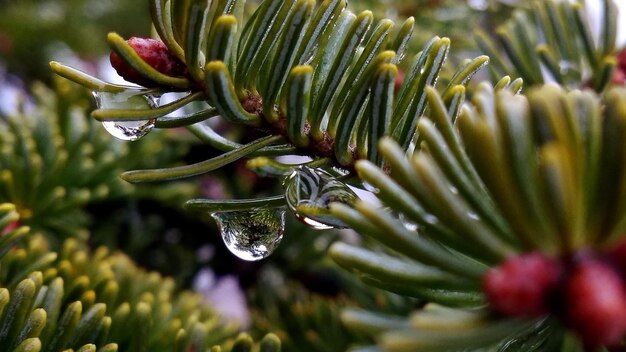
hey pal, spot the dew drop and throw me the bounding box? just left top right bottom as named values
left=467, top=212, right=480, bottom=221
left=423, top=214, right=439, bottom=225
left=361, top=181, right=379, bottom=193
left=558, top=60, right=575, bottom=76
left=399, top=213, right=418, bottom=231
left=92, top=90, right=160, bottom=141
left=211, top=207, right=286, bottom=261
left=303, top=49, right=317, bottom=65
left=101, top=120, right=156, bottom=141
left=284, top=166, right=358, bottom=230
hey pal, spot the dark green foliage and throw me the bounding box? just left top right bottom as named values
left=0, top=0, right=151, bottom=82
left=0, top=203, right=281, bottom=351
left=476, top=0, right=619, bottom=91
left=38, top=0, right=626, bottom=350
left=247, top=226, right=416, bottom=352
left=0, top=78, right=192, bottom=242
left=51, top=0, right=489, bottom=224
left=330, top=84, right=626, bottom=350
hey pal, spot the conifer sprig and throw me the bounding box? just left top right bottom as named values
left=476, top=0, right=618, bottom=91
left=50, top=0, right=488, bottom=177
left=331, top=84, right=626, bottom=350
left=0, top=203, right=281, bottom=351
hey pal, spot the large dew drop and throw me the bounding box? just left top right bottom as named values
left=211, top=207, right=286, bottom=261
left=284, top=166, right=358, bottom=230
left=93, top=90, right=160, bottom=141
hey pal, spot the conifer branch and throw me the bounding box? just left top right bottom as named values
left=0, top=203, right=282, bottom=351
left=331, top=84, right=626, bottom=350
left=476, top=0, right=619, bottom=91
left=51, top=0, right=487, bottom=175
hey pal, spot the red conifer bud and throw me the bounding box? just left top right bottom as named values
left=110, top=37, right=187, bottom=87
left=483, top=252, right=561, bottom=317
left=563, top=258, right=626, bottom=348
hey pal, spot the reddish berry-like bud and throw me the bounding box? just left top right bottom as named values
left=110, top=37, right=187, bottom=87
left=394, top=69, right=404, bottom=93
left=1, top=220, right=19, bottom=235
left=564, top=259, right=626, bottom=348
left=483, top=252, right=561, bottom=317
left=612, top=68, right=626, bottom=85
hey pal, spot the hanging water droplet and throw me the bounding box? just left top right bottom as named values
left=284, top=166, right=359, bottom=230
left=211, top=207, right=286, bottom=261
left=92, top=90, right=160, bottom=141
left=101, top=120, right=156, bottom=141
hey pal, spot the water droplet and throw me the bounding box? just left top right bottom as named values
left=449, top=185, right=459, bottom=195
left=558, top=60, right=575, bottom=76
left=284, top=166, right=358, bottom=230
left=93, top=90, right=160, bottom=141
left=330, top=166, right=350, bottom=177
left=303, top=49, right=317, bottom=65
left=424, top=214, right=439, bottom=225
left=211, top=207, right=285, bottom=261
left=467, top=212, right=480, bottom=221
left=361, top=181, right=379, bottom=193
left=399, top=213, right=418, bottom=231
left=101, top=120, right=156, bottom=141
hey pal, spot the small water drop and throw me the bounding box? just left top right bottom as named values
left=93, top=90, right=160, bottom=141
left=558, top=60, right=575, bottom=76
left=211, top=207, right=286, bottom=261
left=423, top=214, right=439, bottom=225
left=330, top=166, right=350, bottom=177
left=303, top=49, right=317, bottom=65
left=467, top=212, right=480, bottom=221
left=101, top=120, right=156, bottom=141
left=399, top=213, right=418, bottom=231
left=361, top=181, right=379, bottom=193
left=284, top=166, right=359, bottom=230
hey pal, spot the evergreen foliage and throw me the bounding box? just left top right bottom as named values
left=51, top=0, right=487, bottom=201
left=0, top=78, right=191, bottom=242
left=476, top=0, right=618, bottom=90
left=41, top=0, right=626, bottom=350
left=0, top=0, right=151, bottom=81
left=331, top=83, right=626, bottom=350
left=0, top=203, right=281, bottom=351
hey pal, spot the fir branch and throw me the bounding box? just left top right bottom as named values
left=331, top=84, right=626, bottom=350
left=476, top=0, right=619, bottom=91
left=51, top=0, right=487, bottom=174
left=0, top=80, right=191, bottom=240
